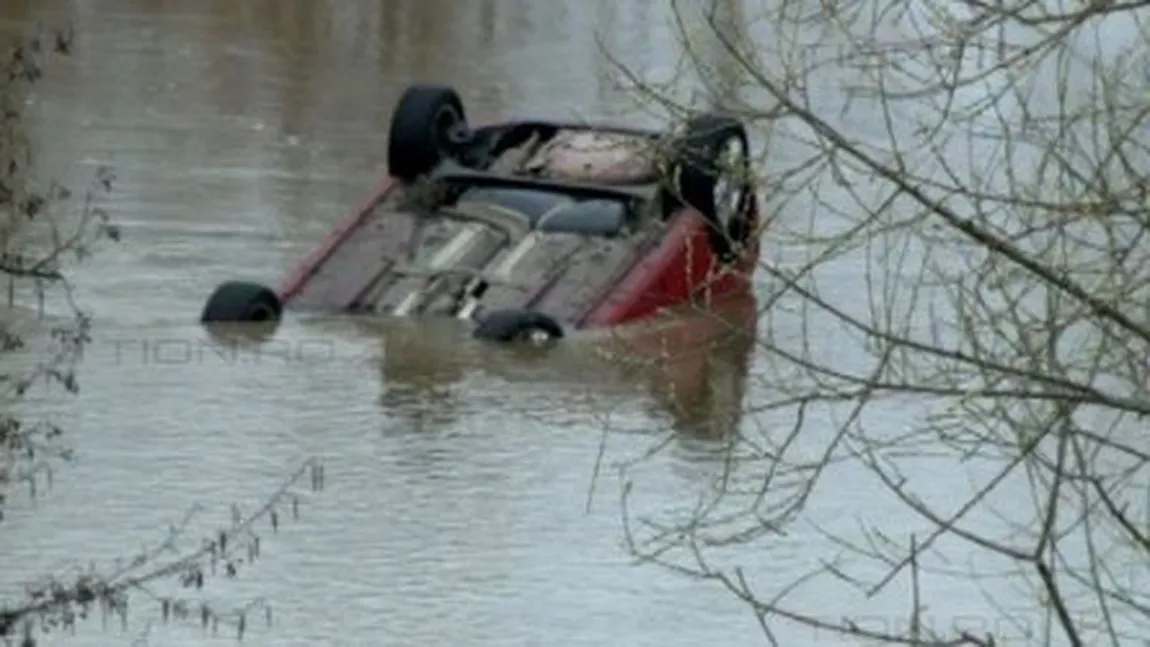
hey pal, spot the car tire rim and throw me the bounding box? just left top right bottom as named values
left=525, top=328, right=553, bottom=345
left=712, top=136, right=747, bottom=231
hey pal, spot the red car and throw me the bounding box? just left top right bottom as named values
left=200, top=84, right=762, bottom=343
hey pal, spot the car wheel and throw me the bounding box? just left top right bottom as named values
left=472, top=309, right=565, bottom=344
left=200, top=281, right=283, bottom=323
left=663, top=114, right=754, bottom=263
left=387, top=84, right=472, bottom=182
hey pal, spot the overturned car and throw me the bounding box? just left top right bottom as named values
left=200, top=83, right=762, bottom=343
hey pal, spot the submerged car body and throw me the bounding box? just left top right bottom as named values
left=377, top=293, right=759, bottom=440
left=372, top=294, right=759, bottom=445
left=201, top=84, right=763, bottom=343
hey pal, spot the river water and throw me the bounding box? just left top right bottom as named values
left=0, top=1, right=1132, bottom=646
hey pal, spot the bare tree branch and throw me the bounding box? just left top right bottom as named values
left=606, top=0, right=1150, bottom=643
left=0, top=26, right=325, bottom=645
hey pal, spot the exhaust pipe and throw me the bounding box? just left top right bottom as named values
left=454, top=203, right=569, bottom=320
left=453, top=237, right=534, bottom=320
left=392, top=223, right=488, bottom=316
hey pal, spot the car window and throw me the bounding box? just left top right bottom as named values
left=458, top=187, right=573, bottom=222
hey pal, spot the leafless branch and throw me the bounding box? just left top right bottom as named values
left=605, top=0, right=1150, bottom=643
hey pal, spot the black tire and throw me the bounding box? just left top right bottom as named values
left=472, top=309, right=564, bottom=344
left=662, top=114, right=754, bottom=263
left=200, top=281, right=283, bottom=323
left=387, top=84, right=470, bottom=182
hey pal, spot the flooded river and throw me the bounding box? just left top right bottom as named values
left=0, top=1, right=1108, bottom=646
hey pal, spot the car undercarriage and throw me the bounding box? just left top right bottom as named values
left=200, top=83, right=761, bottom=345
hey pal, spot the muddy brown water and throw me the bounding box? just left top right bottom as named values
left=0, top=1, right=1067, bottom=646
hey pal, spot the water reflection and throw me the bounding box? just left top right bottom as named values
left=374, top=317, right=474, bottom=431
left=202, top=319, right=281, bottom=346
left=374, top=295, right=759, bottom=445
left=632, top=296, right=757, bottom=442
left=1, top=1, right=791, bottom=645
